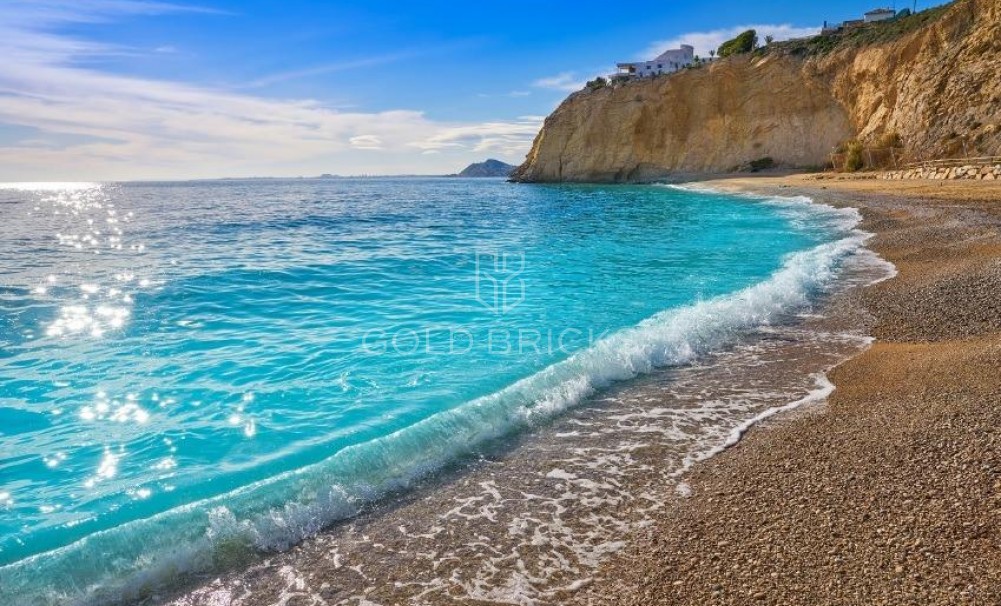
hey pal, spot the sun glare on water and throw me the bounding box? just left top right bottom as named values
left=0, top=182, right=101, bottom=192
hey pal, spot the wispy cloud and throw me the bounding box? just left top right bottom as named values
left=245, top=53, right=415, bottom=88
left=411, top=117, right=543, bottom=156
left=533, top=72, right=587, bottom=92
left=3, top=0, right=228, bottom=26
left=641, top=24, right=819, bottom=59
left=0, top=2, right=538, bottom=179
left=477, top=90, right=532, bottom=100
left=349, top=135, right=384, bottom=150
left=247, top=38, right=486, bottom=89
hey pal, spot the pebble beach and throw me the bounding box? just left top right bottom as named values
left=578, top=175, right=1001, bottom=605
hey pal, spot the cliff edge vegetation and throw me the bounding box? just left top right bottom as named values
left=512, top=0, right=1001, bottom=182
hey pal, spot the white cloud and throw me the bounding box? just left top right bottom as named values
left=349, top=135, right=383, bottom=150
left=532, top=72, right=587, bottom=92
left=641, top=24, right=820, bottom=59
left=0, top=1, right=539, bottom=179
left=2, top=0, right=226, bottom=27
left=476, top=90, right=533, bottom=100
left=412, top=118, right=543, bottom=156
left=245, top=52, right=416, bottom=89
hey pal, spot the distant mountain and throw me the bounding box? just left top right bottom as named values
left=456, top=159, right=517, bottom=178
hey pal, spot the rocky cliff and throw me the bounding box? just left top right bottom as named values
left=512, top=0, right=1001, bottom=182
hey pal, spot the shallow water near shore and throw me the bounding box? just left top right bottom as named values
left=0, top=179, right=886, bottom=605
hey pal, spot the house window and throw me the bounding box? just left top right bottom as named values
left=658, top=64, right=663, bottom=69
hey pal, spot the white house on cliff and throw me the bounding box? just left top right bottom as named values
left=616, top=44, right=695, bottom=78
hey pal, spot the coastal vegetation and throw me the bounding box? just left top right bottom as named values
left=717, top=29, right=758, bottom=58
left=585, top=76, right=609, bottom=90
left=842, top=140, right=865, bottom=172
left=748, top=156, right=776, bottom=172
left=829, top=132, right=907, bottom=173
left=769, top=4, right=953, bottom=57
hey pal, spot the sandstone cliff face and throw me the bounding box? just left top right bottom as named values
left=824, top=0, right=1001, bottom=159
left=513, top=0, right=1001, bottom=183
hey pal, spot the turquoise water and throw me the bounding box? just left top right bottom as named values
left=0, top=179, right=862, bottom=604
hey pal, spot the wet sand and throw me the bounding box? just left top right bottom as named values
left=576, top=175, right=1001, bottom=605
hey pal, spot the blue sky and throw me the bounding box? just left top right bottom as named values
left=0, top=0, right=931, bottom=180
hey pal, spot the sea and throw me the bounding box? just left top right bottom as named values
left=0, top=178, right=892, bottom=605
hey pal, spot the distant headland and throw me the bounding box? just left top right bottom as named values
left=451, top=159, right=518, bottom=178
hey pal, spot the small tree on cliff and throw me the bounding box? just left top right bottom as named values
left=765, top=35, right=774, bottom=45
left=717, top=29, right=758, bottom=58
left=844, top=140, right=865, bottom=172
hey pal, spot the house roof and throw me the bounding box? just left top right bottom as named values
left=865, top=7, right=895, bottom=14
left=654, top=50, right=683, bottom=61
left=619, top=45, right=694, bottom=66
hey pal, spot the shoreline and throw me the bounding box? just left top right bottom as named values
left=59, top=175, right=1000, bottom=606
left=150, top=182, right=885, bottom=606
left=576, top=174, right=1001, bottom=605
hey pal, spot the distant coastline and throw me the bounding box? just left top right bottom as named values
left=450, top=158, right=518, bottom=178
left=196, top=160, right=519, bottom=182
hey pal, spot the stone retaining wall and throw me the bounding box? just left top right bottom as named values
left=880, top=163, right=1001, bottom=180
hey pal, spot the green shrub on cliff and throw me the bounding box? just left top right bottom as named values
left=585, top=76, right=608, bottom=91
left=749, top=157, right=775, bottom=172
left=844, top=140, right=865, bottom=172
left=718, top=30, right=757, bottom=58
